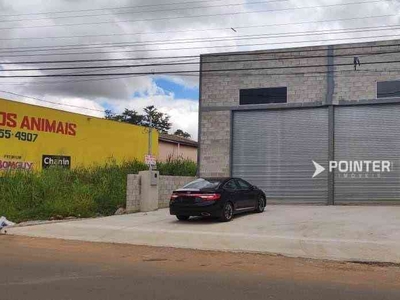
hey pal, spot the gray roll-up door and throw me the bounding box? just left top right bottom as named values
left=335, top=104, right=400, bottom=203
left=232, top=108, right=329, bottom=203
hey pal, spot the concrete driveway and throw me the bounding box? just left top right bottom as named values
left=3, top=206, right=400, bottom=263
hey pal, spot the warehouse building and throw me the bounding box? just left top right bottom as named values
left=198, top=39, right=400, bottom=204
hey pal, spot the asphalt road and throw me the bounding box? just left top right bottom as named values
left=1, top=235, right=400, bottom=300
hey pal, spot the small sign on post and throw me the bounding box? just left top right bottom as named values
left=145, top=155, right=157, bottom=169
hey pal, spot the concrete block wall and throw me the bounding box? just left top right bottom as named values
left=126, top=174, right=141, bottom=212
left=199, top=110, right=231, bottom=177
left=334, top=41, right=400, bottom=102
left=158, top=176, right=196, bottom=208
left=201, top=46, right=329, bottom=107
left=199, top=39, right=400, bottom=177
left=126, top=174, right=196, bottom=211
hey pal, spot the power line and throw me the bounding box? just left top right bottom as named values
left=0, top=0, right=384, bottom=31
left=0, top=90, right=105, bottom=112
left=0, top=47, right=396, bottom=73
left=1, top=57, right=201, bottom=85
left=4, top=50, right=400, bottom=73
left=0, top=66, right=397, bottom=116
left=180, top=67, right=400, bottom=78
left=2, top=58, right=400, bottom=78
left=51, top=57, right=200, bottom=76
left=0, top=55, right=200, bottom=65
left=0, top=0, right=288, bottom=23
left=3, top=23, right=400, bottom=53
left=1, top=33, right=400, bottom=59
left=0, top=0, right=265, bottom=17
left=1, top=67, right=400, bottom=87
left=3, top=37, right=400, bottom=66
left=0, top=73, right=154, bottom=85
left=0, top=13, right=393, bottom=42
left=2, top=62, right=198, bottom=72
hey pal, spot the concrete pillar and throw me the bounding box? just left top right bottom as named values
left=139, top=170, right=159, bottom=212
left=326, top=45, right=335, bottom=206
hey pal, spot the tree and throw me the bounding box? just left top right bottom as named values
left=105, top=106, right=171, bottom=133
left=105, top=109, right=143, bottom=125
left=105, top=109, right=114, bottom=120
left=174, top=129, right=191, bottom=139
left=141, top=106, right=171, bottom=133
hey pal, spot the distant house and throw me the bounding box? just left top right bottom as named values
left=158, top=133, right=198, bottom=162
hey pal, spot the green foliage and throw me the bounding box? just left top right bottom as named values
left=157, top=156, right=197, bottom=176
left=142, top=105, right=171, bottom=134
left=105, top=108, right=144, bottom=125
left=0, top=159, right=196, bottom=223
left=105, top=105, right=171, bottom=133
left=174, top=129, right=191, bottom=139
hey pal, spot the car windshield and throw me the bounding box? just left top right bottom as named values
left=182, top=178, right=221, bottom=190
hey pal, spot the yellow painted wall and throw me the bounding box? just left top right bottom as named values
left=0, top=98, right=158, bottom=170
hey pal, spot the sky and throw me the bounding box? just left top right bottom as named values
left=0, top=0, right=398, bottom=140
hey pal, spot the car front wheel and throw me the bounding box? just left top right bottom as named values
left=255, top=196, right=266, bottom=213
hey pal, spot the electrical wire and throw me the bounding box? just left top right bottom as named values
left=1, top=65, right=398, bottom=121
left=4, top=53, right=400, bottom=73
left=3, top=38, right=400, bottom=66
left=3, top=58, right=400, bottom=78
left=0, top=0, right=385, bottom=31
left=0, top=0, right=276, bottom=17
left=1, top=67, right=400, bottom=87
left=0, top=0, right=288, bottom=23
left=0, top=90, right=106, bottom=112
left=0, top=13, right=394, bottom=42
left=0, top=48, right=396, bottom=77
left=2, top=57, right=201, bottom=86
left=0, top=55, right=200, bottom=65
left=3, top=23, right=400, bottom=53
left=51, top=57, right=200, bottom=76
left=2, top=32, right=400, bottom=59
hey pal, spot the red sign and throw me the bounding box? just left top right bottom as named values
left=145, top=155, right=157, bottom=166
left=0, top=111, right=77, bottom=136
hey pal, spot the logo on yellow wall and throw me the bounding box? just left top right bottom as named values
left=42, top=155, right=71, bottom=169
left=0, top=111, right=77, bottom=136
left=0, top=159, right=34, bottom=170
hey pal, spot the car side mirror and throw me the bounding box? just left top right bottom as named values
left=249, top=185, right=255, bottom=191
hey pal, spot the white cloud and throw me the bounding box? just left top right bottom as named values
left=109, top=79, right=199, bottom=139
left=0, top=92, right=105, bottom=118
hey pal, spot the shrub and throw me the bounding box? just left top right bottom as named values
left=156, top=156, right=197, bottom=176
left=0, top=158, right=196, bottom=223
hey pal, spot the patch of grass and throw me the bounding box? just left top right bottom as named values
left=0, top=159, right=197, bottom=223
left=156, top=156, right=197, bottom=176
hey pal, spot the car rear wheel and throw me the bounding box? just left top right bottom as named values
left=255, top=196, right=266, bottom=213
left=176, top=215, right=190, bottom=221
left=220, top=202, right=234, bottom=222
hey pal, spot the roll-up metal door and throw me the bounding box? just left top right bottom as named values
left=335, top=105, right=400, bottom=203
left=232, top=108, right=329, bottom=203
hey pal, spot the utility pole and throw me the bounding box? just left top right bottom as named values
left=148, top=115, right=153, bottom=170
